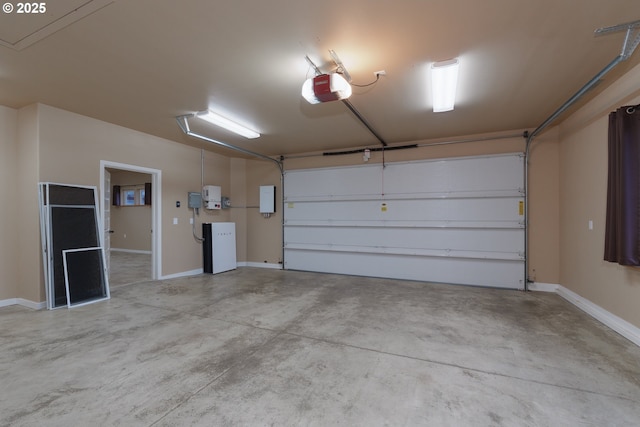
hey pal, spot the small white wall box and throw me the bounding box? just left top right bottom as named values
left=203, top=185, right=222, bottom=209
left=260, top=185, right=276, bottom=213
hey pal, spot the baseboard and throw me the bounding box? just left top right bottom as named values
left=239, top=262, right=283, bottom=270
left=159, top=263, right=283, bottom=279
left=18, top=298, right=46, bottom=310
left=527, top=282, right=559, bottom=293
left=0, top=298, right=16, bottom=308
left=0, top=298, right=46, bottom=310
left=110, top=248, right=152, bottom=254
left=160, top=268, right=203, bottom=280
left=531, top=282, right=640, bottom=347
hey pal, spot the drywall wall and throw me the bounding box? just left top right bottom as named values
left=559, top=62, right=640, bottom=329
left=0, top=106, right=18, bottom=301
left=527, top=128, right=560, bottom=284
left=17, top=104, right=41, bottom=303
left=245, top=159, right=283, bottom=265
left=16, top=104, right=233, bottom=301
left=230, top=158, right=248, bottom=263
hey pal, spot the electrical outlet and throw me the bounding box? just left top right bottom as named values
left=374, top=70, right=386, bottom=77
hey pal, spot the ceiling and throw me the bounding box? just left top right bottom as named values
left=1, top=0, right=640, bottom=158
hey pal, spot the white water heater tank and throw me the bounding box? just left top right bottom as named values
left=203, top=185, right=222, bottom=209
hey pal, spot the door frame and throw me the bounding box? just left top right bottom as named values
left=100, top=160, right=162, bottom=280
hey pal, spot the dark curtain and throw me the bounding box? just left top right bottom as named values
left=604, top=105, right=640, bottom=265
left=144, top=182, right=152, bottom=205
left=112, top=185, right=121, bottom=206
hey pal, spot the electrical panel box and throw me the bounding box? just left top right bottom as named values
left=259, top=185, right=276, bottom=214
left=188, top=192, right=202, bottom=209
left=203, top=185, right=222, bottom=210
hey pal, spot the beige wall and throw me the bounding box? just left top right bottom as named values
left=17, top=105, right=41, bottom=303
left=0, top=106, right=18, bottom=300
left=2, top=102, right=278, bottom=304
left=245, top=159, right=283, bottom=265
left=9, top=104, right=237, bottom=301
left=0, top=104, right=43, bottom=303
left=527, top=128, right=561, bottom=284
left=558, top=62, right=640, bottom=329
left=38, top=105, right=237, bottom=277
left=230, top=158, right=248, bottom=262
left=109, top=170, right=152, bottom=252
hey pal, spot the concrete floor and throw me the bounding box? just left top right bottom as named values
left=109, top=251, right=152, bottom=287
left=1, top=268, right=640, bottom=426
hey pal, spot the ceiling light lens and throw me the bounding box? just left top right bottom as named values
left=302, top=73, right=352, bottom=104
left=330, top=73, right=352, bottom=99
left=302, top=78, right=321, bottom=104
left=431, top=58, right=459, bottom=113
left=197, top=110, right=260, bottom=139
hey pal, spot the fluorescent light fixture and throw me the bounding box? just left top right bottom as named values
left=196, top=110, right=260, bottom=139
left=431, top=58, right=459, bottom=112
left=302, top=73, right=352, bottom=104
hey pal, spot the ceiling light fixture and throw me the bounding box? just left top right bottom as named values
left=431, top=58, right=459, bottom=112
left=302, top=73, right=352, bottom=104
left=196, top=110, right=260, bottom=139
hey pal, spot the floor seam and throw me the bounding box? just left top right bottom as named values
left=280, top=330, right=640, bottom=404
left=147, top=329, right=286, bottom=427
left=131, top=294, right=640, bottom=405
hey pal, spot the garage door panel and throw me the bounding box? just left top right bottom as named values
left=285, top=198, right=524, bottom=223
left=285, top=226, right=524, bottom=254
left=284, top=250, right=524, bottom=289
left=284, top=165, right=380, bottom=199
left=285, top=155, right=524, bottom=198
left=382, top=155, right=524, bottom=194
left=283, top=153, right=525, bottom=289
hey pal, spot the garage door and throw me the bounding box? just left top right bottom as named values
left=283, top=153, right=525, bottom=289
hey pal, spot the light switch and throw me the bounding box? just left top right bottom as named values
left=173, top=217, right=178, bottom=225
left=588, top=220, right=593, bottom=230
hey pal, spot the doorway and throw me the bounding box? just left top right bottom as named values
left=100, top=161, right=162, bottom=284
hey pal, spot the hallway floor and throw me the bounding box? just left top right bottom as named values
left=1, top=268, right=639, bottom=426
left=108, top=250, right=152, bottom=287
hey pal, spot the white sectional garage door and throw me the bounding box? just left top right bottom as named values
left=283, top=153, right=526, bottom=289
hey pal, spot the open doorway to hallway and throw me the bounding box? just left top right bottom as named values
left=108, top=169, right=152, bottom=286
left=100, top=161, right=162, bottom=287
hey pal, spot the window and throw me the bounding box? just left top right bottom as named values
left=122, top=185, right=144, bottom=206
left=113, top=184, right=150, bottom=207
left=123, top=188, right=138, bottom=206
